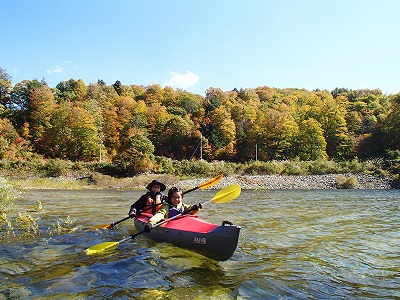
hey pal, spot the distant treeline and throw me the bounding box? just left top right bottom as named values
left=0, top=67, right=399, bottom=175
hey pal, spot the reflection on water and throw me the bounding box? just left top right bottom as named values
left=1, top=189, right=399, bottom=299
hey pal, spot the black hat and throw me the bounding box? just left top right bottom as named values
left=146, top=179, right=166, bottom=192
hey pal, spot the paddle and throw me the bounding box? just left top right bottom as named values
left=85, top=183, right=241, bottom=255
left=91, top=174, right=223, bottom=230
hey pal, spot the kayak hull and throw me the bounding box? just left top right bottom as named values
left=134, top=213, right=241, bottom=261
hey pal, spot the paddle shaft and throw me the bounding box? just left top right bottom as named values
left=110, top=216, right=130, bottom=228
left=183, top=186, right=198, bottom=194
left=119, top=210, right=192, bottom=244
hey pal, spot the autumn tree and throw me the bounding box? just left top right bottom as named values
left=143, top=84, right=164, bottom=106
left=27, top=84, right=57, bottom=152
left=176, top=91, right=204, bottom=117
left=102, top=102, right=123, bottom=159
left=159, top=115, right=196, bottom=159
left=113, top=128, right=155, bottom=175
left=250, top=105, right=298, bottom=160
left=315, top=91, right=352, bottom=159
left=41, top=101, right=72, bottom=159
left=208, top=106, right=236, bottom=159
left=130, top=85, right=145, bottom=101
left=67, top=106, right=99, bottom=160
left=147, top=105, right=170, bottom=153
left=378, top=93, right=400, bottom=154
left=9, top=79, right=43, bottom=125
left=0, top=117, right=31, bottom=160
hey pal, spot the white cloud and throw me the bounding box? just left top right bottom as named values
left=46, top=66, right=63, bottom=74
left=164, top=71, right=199, bottom=89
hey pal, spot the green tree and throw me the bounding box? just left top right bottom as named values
left=0, top=67, right=12, bottom=108
left=176, top=91, right=203, bottom=116
left=56, top=79, right=87, bottom=102
left=295, top=118, right=327, bottom=160
left=204, top=87, right=228, bottom=114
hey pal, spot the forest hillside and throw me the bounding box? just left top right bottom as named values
left=0, top=67, right=399, bottom=179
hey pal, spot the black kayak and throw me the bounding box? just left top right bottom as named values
left=134, top=213, right=241, bottom=261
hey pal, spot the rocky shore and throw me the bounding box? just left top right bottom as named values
left=177, top=174, right=397, bottom=190
left=10, top=173, right=397, bottom=190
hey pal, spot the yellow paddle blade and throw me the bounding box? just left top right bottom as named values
left=211, top=184, right=241, bottom=203
left=91, top=223, right=112, bottom=230
left=85, top=241, right=119, bottom=255
left=197, top=174, right=223, bottom=189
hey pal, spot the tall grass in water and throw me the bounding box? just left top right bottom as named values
left=0, top=177, right=76, bottom=239
left=0, top=176, right=19, bottom=238
left=0, top=177, right=18, bottom=212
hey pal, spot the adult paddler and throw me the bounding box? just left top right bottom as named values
left=128, top=179, right=168, bottom=218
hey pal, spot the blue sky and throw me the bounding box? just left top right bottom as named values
left=1, top=0, right=400, bottom=95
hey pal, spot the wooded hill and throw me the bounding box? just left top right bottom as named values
left=1, top=67, right=399, bottom=175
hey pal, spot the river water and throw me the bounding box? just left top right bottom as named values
left=1, top=189, right=399, bottom=299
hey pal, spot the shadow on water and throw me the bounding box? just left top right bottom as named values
left=1, top=189, right=400, bottom=299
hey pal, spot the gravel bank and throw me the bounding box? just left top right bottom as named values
left=178, top=174, right=396, bottom=190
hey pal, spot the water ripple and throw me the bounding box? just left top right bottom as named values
left=1, top=189, right=399, bottom=299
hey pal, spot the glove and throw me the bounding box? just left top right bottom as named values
left=191, top=203, right=202, bottom=212
left=144, top=223, right=152, bottom=232
left=129, top=208, right=137, bottom=218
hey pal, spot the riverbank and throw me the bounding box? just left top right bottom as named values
left=178, top=174, right=396, bottom=190
left=9, top=173, right=397, bottom=190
